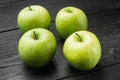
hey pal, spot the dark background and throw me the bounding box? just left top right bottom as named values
left=0, top=0, right=120, bottom=80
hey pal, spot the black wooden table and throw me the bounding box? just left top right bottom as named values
left=0, top=0, right=120, bottom=80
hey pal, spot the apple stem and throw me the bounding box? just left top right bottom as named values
left=33, top=31, right=38, bottom=40
left=75, top=33, right=82, bottom=42
left=26, top=0, right=32, bottom=11
left=29, top=6, right=32, bottom=11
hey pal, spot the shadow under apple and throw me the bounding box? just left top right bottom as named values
left=22, top=61, right=57, bottom=78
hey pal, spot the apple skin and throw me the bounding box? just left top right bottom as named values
left=55, top=6, right=88, bottom=39
left=63, top=31, right=101, bottom=70
left=17, top=5, right=51, bottom=33
left=18, top=28, right=56, bottom=67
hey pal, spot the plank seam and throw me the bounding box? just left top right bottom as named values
left=0, top=0, right=26, bottom=5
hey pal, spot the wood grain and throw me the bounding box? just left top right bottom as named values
left=0, top=13, right=120, bottom=80
left=0, top=0, right=120, bottom=80
left=0, top=0, right=117, bottom=32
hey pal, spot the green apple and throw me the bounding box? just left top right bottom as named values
left=55, top=6, right=88, bottom=39
left=17, top=5, right=51, bottom=33
left=18, top=28, right=56, bottom=67
left=63, top=31, right=101, bottom=70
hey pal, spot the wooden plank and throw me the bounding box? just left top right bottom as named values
left=60, top=64, right=120, bottom=80
left=113, top=0, right=120, bottom=8
left=0, top=0, right=22, bottom=3
left=0, top=0, right=120, bottom=80
left=0, top=0, right=118, bottom=32
left=0, top=16, right=120, bottom=80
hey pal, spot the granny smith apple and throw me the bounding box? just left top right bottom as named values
left=55, top=6, right=88, bottom=39
left=63, top=31, right=101, bottom=70
left=17, top=5, right=51, bottom=33
left=18, top=28, right=56, bottom=67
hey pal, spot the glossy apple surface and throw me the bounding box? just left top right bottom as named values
left=17, top=5, right=51, bottom=33
left=63, top=31, right=101, bottom=70
left=56, top=6, right=88, bottom=39
left=18, top=28, right=56, bottom=67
